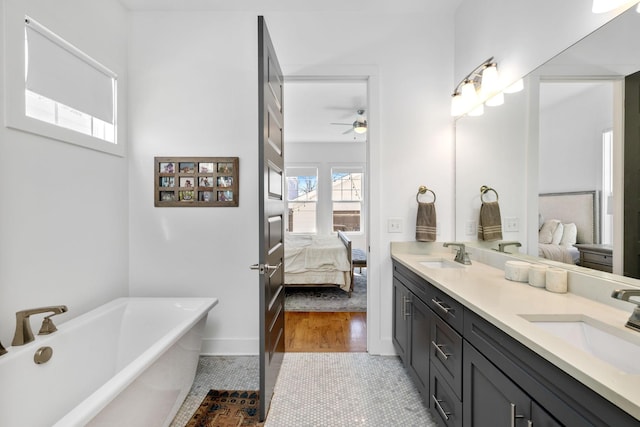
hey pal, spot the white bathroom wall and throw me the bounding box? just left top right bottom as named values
left=0, top=0, right=129, bottom=343
left=128, top=3, right=458, bottom=355
left=539, top=83, right=613, bottom=193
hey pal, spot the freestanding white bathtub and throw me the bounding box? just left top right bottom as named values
left=0, top=297, right=217, bottom=427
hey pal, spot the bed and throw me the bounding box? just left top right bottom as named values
left=538, top=191, right=599, bottom=264
left=284, top=231, right=353, bottom=295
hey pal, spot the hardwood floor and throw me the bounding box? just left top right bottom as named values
left=285, top=311, right=367, bottom=352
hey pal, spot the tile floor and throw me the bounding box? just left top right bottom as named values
left=172, top=353, right=437, bottom=426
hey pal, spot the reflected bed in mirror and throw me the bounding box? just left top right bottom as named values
left=455, top=4, right=640, bottom=279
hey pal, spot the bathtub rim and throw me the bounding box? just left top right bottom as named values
left=51, top=296, right=218, bottom=427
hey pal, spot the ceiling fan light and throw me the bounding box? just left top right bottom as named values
left=353, top=120, right=367, bottom=134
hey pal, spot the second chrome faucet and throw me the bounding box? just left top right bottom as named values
left=12, top=305, right=68, bottom=346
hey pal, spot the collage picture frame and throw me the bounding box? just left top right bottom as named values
left=154, top=156, right=239, bottom=207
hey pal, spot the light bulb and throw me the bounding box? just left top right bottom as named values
left=480, top=64, right=500, bottom=98
left=485, top=92, right=504, bottom=107
left=503, top=79, right=524, bottom=94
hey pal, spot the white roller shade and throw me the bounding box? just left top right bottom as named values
left=25, top=17, right=115, bottom=124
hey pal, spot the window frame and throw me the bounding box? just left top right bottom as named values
left=285, top=166, right=319, bottom=234
left=3, top=9, right=123, bottom=157
left=331, top=167, right=365, bottom=234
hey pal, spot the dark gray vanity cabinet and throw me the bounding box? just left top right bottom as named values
left=392, top=265, right=431, bottom=398
left=391, top=260, right=639, bottom=427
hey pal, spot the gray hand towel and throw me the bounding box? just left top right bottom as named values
left=478, top=201, right=503, bottom=241
left=416, top=202, right=437, bottom=242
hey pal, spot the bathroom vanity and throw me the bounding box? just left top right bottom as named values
left=391, top=243, right=640, bottom=426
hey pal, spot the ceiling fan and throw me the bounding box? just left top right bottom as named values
left=330, top=109, right=367, bottom=134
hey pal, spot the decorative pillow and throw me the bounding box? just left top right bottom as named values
left=560, top=223, right=578, bottom=246
left=539, top=219, right=561, bottom=244
left=551, top=222, right=564, bottom=245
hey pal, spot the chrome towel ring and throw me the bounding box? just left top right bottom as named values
left=416, top=185, right=436, bottom=203
left=480, top=185, right=499, bottom=202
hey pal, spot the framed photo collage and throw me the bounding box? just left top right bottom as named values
left=154, top=157, right=239, bottom=207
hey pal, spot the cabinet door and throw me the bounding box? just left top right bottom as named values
left=392, top=278, right=410, bottom=363
left=531, top=402, right=562, bottom=427
left=408, top=295, right=431, bottom=397
left=463, top=341, right=531, bottom=427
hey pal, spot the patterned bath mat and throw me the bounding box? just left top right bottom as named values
left=186, top=390, right=261, bottom=427
left=285, top=270, right=366, bottom=312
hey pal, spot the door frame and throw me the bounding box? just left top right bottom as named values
left=284, top=66, right=383, bottom=353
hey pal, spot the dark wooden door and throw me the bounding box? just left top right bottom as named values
left=408, top=295, right=431, bottom=398
left=392, top=277, right=409, bottom=363
left=257, top=15, right=285, bottom=422
left=624, top=70, right=640, bottom=278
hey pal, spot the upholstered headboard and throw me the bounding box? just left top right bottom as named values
left=538, top=191, right=600, bottom=244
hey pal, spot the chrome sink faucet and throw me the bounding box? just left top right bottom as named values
left=497, top=241, right=522, bottom=253
left=611, top=289, right=640, bottom=332
left=12, top=305, right=68, bottom=346
left=443, top=242, right=472, bottom=265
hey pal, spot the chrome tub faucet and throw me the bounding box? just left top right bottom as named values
left=443, top=242, right=472, bottom=265
left=611, top=289, right=640, bottom=332
left=12, top=305, right=68, bottom=346
left=498, top=241, right=522, bottom=253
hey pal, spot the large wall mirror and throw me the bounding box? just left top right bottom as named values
left=455, top=5, right=640, bottom=280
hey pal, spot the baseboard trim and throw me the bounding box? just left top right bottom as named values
left=200, top=338, right=258, bottom=356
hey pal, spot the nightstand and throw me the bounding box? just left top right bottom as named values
left=574, top=244, right=613, bottom=273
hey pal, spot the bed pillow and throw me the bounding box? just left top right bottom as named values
left=551, top=222, right=564, bottom=245
left=539, top=219, right=561, bottom=244
left=560, top=223, right=578, bottom=246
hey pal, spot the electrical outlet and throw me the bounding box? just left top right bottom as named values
left=388, top=218, right=403, bottom=233
left=504, top=217, right=519, bottom=232
left=465, top=221, right=476, bottom=236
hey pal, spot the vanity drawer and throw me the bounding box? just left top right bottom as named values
left=430, top=313, right=463, bottom=399
left=394, top=263, right=432, bottom=304
left=429, top=362, right=462, bottom=427
left=429, top=285, right=464, bottom=334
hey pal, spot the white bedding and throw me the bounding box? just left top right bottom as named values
left=284, top=234, right=352, bottom=292
left=538, top=243, right=579, bottom=265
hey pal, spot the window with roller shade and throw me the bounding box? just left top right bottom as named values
left=24, top=16, right=117, bottom=144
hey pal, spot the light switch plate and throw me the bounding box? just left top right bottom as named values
left=504, top=217, right=519, bottom=232
left=465, top=221, right=476, bottom=236
left=388, top=218, right=403, bottom=233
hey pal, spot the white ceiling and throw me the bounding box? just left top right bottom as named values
left=284, top=80, right=367, bottom=144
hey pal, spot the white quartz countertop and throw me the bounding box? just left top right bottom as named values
left=391, top=246, right=640, bottom=420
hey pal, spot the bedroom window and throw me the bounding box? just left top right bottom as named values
left=23, top=16, right=117, bottom=144
left=602, top=129, right=613, bottom=245
left=286, top=167, right=318, bottom=233
left=331, top=168, right=363, bottom=232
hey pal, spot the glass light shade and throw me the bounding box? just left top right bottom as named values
left=468, top=104, right=484, bottom=117
left=460, top=81, right=479, bottom=113
left=637, top=2, right=640, bottom=12
left=480, top=64, right=500, bottom=97
left=592, top=0, right=631, bottom=13
left=503, top=78, right=524, bottom=93
left=485, top=92, right=504, bottom=107
left=451, top=94, right=464, bottom=116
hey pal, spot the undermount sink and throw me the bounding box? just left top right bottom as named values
left=419, top=259, right=465, bottom=269
left=522, top=314, right=640, bottom=375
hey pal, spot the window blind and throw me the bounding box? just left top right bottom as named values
left=25, top=17, right=115, bottom=124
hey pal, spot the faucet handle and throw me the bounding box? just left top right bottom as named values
left=38, top=316, right=59, bottom=335
left=0, top=340, right=7, bottom=356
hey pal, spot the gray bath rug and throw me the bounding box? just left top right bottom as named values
left=284, top=270, right=366, bottom=312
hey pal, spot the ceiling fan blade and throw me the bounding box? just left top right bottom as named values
left=330, top=122, right=352, bottom=126
left=342, top=128, right=354, bottom=135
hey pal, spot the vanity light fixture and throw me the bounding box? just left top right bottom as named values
left=451, top=57, right=518, bottom=117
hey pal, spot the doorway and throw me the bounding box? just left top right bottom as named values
left=283, top=78, right=369, bottom=352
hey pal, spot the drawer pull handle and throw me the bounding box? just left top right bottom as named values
left=431, top=298, right=453, bottom=315
left=432, top=395, right=451, bottom=421
left=510, top=403, right=525, bottom=427
left=431, top=341, right=451, bottom=360
left=402, top=296, right=411, bottom=319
